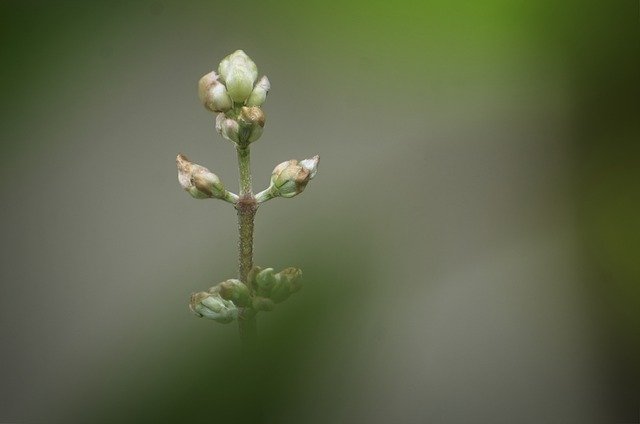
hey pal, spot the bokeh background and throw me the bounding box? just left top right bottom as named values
left=1, top=1, right=638, bottom=422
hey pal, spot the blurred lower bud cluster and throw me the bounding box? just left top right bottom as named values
left=189, top=266, right=303, bottom=323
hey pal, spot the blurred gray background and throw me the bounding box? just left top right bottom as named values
left=1, top=1, right=638, bottom=423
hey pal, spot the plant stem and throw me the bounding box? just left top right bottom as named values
left=237, top=146, right=252, bottom=196
left=236, top=146, right=257, bottom=343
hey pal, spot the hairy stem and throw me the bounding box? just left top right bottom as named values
left=237, top=146, right=252, bottom=196
left=236, top=146, right=257, bottom=343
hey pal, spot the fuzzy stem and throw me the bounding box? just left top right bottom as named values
left=255, top=186, right=275, bottom=203
left=237, top=146, right=252, bottom=196
left=236, top=146, right=257, bottom=344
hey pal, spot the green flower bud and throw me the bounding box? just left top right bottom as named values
left=269, top=155, right=320, bottom=198
left=198, top=71, right=232, bottom=112
left=270, top=268, right=303, bottom=303
left=217, top=279, right=251, bottom=307
left=252, top=296, right=275, bottom=312
left=176, top=154, right=226, bottom=199
left=218, top=50, right=258, bottom=81
left=256, top=268, right=276, bottom=296
left=218, top=50, right=258, bottom=103
left=237, top=106, right=265, bottom=145
left=268, top=280, right=289, bottom=303
left=278, top=267, right=303, bottom=289
left=189, top=291, right=238, bottom=323
left=215, top=113, right=240, bottom=143
left=255, top=268, right=276, bottom=290
left=226, top=70, right=255, bottom=103
left=246, top=76, right=270, bottom=107
left=247, top=266, right=262, bottom=287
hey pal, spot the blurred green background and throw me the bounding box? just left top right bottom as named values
left=1, top=1, right=638, bottom=422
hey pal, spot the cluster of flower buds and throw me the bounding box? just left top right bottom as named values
left=246, top=266, right=303, bottom=311
left=189, top=268, right=301, bottom=322
left=215, top=106, right=265, bottom=146
left=198, top=50, right=270, bottom=148
left=176, top=154, right=237, bottom=203
left=189, top=291, right=238, bottom=323
left=255, top=156, right=320, bottom=202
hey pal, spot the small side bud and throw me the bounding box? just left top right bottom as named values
left=198, top=71, right=232, bottom=112
left=268, top=155, right=319, bottom=198
left=278, top=267, right=303, bottom=289
left=198, top=71, right=218, bottom=100
left=270, top=268, right=303, bottom=303
left=239, top=106, right=266, bottom=127
left=252, top=296, right=275, bottom=312
left=215, top=114, right=240, bottom=143
left=176, top=154, right=226, bottom=199
left=269, top=281, right=291, bottom=303
left=246, top=76, right=271, bottom=107
left=217, top=279, right=251, bottom=307
left=255, top=268, right=276, bottom=290
left=218, top=50, right=258, bottom=103
left=247, top=266, right=262, bottom=287
left=189, top=291, right=238, bottom=323
left=237, top=106, right=266, bottom=145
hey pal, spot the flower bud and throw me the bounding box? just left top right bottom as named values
left=255, top=268, right=276, bottom=290
left=269, top=281, right=291, bottom=304
left=176, top=154, right=226, bottom=199
left=215, top=113, right=240, bottom=143
left=252, top=296, right=275, bottom=312
left=237, top=106, right=265, bottom=145
left=218, top=50, right=258, bottom=81
left=278, top=267, right=303, bottom=288
left=247, top=266, right=262, bottom=286
left=226, top=70, right=255, bottom=103
left=189, top=291, right=238, bottom=323
left=270, top=268, right=303, bottom=303
left=198, top=71, right=218, bottom=99
left=198, top=71, right=232, bottom=112
left=218, top=50, right=258, bottom=103
left=205, top=86, right=232, bottom=112
left=246, top=76, right=271, bottom=107
left=217, top=279, right=251, bottom=307
left=269, top=155, right=320, bottom=198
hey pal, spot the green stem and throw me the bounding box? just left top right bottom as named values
left=255, top=186, right=275, bottom=203
left=223, top=191, right=239, bottom=204
left=236, top=146, right=257, bottom=344
left=237, top=146, right=252, bottom=196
